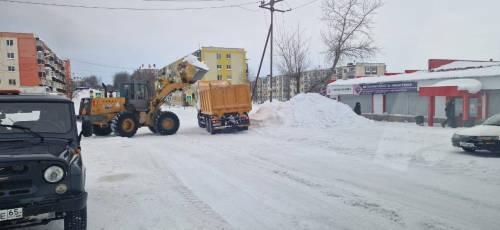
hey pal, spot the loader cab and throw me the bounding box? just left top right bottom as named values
left=116, top=82, right=149, bottom=110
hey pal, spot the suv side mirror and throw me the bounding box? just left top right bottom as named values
left=81, top=120, right=93, bottom=137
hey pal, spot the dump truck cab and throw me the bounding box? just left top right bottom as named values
left=0, top=90, right=92, bottom=229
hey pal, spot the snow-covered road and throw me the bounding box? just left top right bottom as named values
left=29, top=100, right=500, bottom=230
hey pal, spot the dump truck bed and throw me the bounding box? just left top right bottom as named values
left=198, top=81, right=252, bottom=117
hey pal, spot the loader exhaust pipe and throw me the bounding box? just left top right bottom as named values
left=102, top=83, right=107, bottom=98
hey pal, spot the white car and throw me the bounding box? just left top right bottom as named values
left=452, top=114, right=500, bottom=152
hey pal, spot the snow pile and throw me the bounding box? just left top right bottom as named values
left=427, top=79, right=482, bottom=94
left=432, top=61, right=500, bottom=71
left=183, top=54, right=209, bottom=71
left=251, top=93, right=373, bottom=129
left=72, top=89, right=90, bottom=113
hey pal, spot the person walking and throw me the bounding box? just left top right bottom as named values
left=353, top=102, right=362, bottom=115
left=442, top=100, right=455, bottom=128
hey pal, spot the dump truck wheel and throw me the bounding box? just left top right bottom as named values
left=155, top=111, right=180, bottom=135
left=111, top=112, right=139, bottom=138
left=198, top=116, right=206, bottom=128
left=93, top=124, right=112, bottom=136
left=148, top=126, right=158, bottom=133
left=205, top=116, right=210, bottom=132
left=206, top=116, right=216, bottom=135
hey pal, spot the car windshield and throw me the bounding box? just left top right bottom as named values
left=0, top=102, right=72, bottom=134
left=482, top=114, right=500, bottom=126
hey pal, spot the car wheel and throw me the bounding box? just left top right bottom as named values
left=462, top=147, right=476, bottom=153
left=64, top=206, right=87, bottom=230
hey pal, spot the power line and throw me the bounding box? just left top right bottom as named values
left=0, top=0, right=260, bottom=11
left=289, top=0, right=317, bottom=11
left=70, top=59, right=136, bottom=70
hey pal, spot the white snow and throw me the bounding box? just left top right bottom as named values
left=329, top=66, right=500, bottom=86
left=183, top=54, right=209, bottom=71
left=252, top=93, right=373, bottom=129
left=432, top=61, right=500, bottom=71
left=30, top=93, right=500, bottom=230
left=426, top=79, right=483, bottom=94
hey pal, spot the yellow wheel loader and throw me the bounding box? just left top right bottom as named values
left=76, top=55, right=209, bottom=138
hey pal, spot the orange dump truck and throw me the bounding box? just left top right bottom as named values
left=196, top=80, right=252, bottom=134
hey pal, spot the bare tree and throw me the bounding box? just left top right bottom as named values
left=113, top=71, right=130, bottom=88
left=309, top=0, right=383, bottom=91
left=275, top=24, right=311, bottom=96
left=81, top=75, right=101, bottom=89
left=130, top=70, right=156, bottom=99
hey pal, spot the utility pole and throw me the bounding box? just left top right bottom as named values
left=258, top=0, right=286, bottom=102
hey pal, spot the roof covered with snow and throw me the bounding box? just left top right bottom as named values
left=329, top=66, right=500, bottom=86
left=432, top=61, right=500, bottom=71
left=424, top=79, right=482, bottom=94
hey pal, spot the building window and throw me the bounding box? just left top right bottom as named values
left=226, top=54, right=231, bottom=59
left=8, top=79, right=16, bottom=85
left=217, top=75, right=222, bottom=80
left=365, top=67, right=370, bottom=74
left=7, top=66, right=15, bottom=72
left=343, top=69, right=347, bottom=73
left=217, top=54, right=222, bottom=59
left=7, top=53, right=14, bottom=59
left=227, top=75, right=232, bottom=80
left=6, top=40, right=14, bottom=46
left=371, top=67, right=377, bottom=74
left=226, top=65, right=231, bottom=70
left=217, top=65, right=222, bottom=70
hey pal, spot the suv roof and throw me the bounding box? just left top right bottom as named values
left=0, top=94, right=71, bottom=102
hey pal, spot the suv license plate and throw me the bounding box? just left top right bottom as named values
left=460, top=142, right=474, bottom=148
left=0, top=208, right=22, bottom=221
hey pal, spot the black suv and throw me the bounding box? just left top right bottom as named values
left=0, top=91, right=92, bottom=229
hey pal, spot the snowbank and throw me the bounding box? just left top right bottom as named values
left=251, top=94, right=373, bottom=129
left=72, top=89, right=90, bottom=113
left=427, top=79, right=482, bottom=94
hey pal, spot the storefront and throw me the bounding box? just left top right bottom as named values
left=327, top=65, right=500, bottom=127
left=419, top=79, right=483, bottom=127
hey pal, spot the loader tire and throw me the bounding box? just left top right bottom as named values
left=148, top=126, right=158, bottom=133
left=93, top=124, right=112, bottom=136
left=155, top=111, right=180, bottom=135
left=111, top=112, right=139, bottom=138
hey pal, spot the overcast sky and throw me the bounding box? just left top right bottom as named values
left=1, top=0, right=499, bottom=84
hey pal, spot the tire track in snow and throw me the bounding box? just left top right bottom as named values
left=171, top=131, right=408, bottom=230
left=124, top=141, right=233, bottom=230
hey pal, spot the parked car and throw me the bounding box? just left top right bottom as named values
left=0, top=90, right=93, bottom=229
left=451, top=114, right=500, bottom=152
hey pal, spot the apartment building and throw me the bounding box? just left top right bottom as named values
left=252, top=62, right=387, bottom=102
left=0, top=32, right=70, bottom=94
left=333, top=62, right=386, bottom=79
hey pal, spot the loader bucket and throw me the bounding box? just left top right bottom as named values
left=192, top=68, right=208, bottom=81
